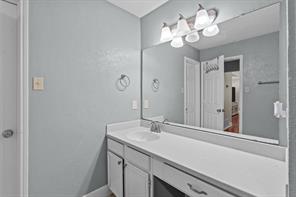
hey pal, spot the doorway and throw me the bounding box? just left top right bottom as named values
left=223, top=56, right=243, bottom=133
left=184, top=57, right=200, bottom=127
left=0, top=0, right=21, bottom=196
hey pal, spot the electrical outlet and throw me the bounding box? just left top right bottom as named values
left=144, top=100, right=149, bottom=109
left=132, top=100, right=138, bottom=110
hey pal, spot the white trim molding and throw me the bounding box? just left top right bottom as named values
left=19, top=0, right=29, bottom=196
left=82, top=185, right=112, bottom=197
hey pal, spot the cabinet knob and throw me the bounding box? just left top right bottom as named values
left=117, top=161, right=122, bottom=165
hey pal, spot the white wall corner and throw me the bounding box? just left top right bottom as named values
left=82, top=185, right=112, bottom=197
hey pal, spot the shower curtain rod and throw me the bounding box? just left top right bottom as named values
left=1, top=0, right=17, bottom=6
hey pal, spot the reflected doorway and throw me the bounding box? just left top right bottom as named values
left=224, top=57, right=243, bottom=133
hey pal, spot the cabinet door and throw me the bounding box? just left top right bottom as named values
left=108, top=151, right=123, bottom=197
left=125, top=162, right=150, bottom=197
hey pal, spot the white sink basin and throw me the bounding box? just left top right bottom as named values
left=126, top=131, right=160, bottom=142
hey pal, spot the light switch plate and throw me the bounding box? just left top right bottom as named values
left=32, top=77, right=44, bottom=90
left=144, top=100, right=149, bottom=109
left=132, top=100, right=138, bottom=110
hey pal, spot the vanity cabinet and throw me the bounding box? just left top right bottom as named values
left=153, top=160, right=235, bottom=197
left=107, top=151, right=123, bottom=197
left=108, top=138, right=236, bottom=197
left=125, top=162, right=150, bottom=197
left=108, top=139, right=150, bottom=197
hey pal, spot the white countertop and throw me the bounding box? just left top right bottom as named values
left=107, top=126, right=287, bottom=197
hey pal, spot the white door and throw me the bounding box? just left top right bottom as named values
left=184, top=57, right=200, bottom=127
left=125, top=162, right=150, bottom=197
left=108, top=152, right=123, bottom=197
left=0, top=1, right=18, bottom=197
left=201, top=56, right=225, bottom=130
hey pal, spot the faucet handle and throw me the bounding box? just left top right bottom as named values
left=156, top=124, right=161, bottom=133
left=150, top=121, right=161, bottom=133
left=150, top=121, right=156, bottom=131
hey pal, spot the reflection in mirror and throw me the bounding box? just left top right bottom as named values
left=142, top=3, right=286, bottom=143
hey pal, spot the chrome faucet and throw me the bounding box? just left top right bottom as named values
left=150, top=121, right=161, bottom=133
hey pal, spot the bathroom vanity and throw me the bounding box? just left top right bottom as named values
left=106, top=121, right=287, bottom=197
left=107, top=1, right=289, bottom=197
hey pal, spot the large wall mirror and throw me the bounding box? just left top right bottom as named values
left=142, top=2, right=288, bottom=146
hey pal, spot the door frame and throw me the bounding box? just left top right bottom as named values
left=19, top=0, right=29, bottom=196
left=184, top=57, right=200, bottom=126
left=224, top=55, right=243, bottom=134
left=0, top=1, right=28, bottom=196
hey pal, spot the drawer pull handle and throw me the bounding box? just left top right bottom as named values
left=187, top=183, right=207, bottom=195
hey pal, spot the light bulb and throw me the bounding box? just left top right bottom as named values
left=160, top=23, right=173, bottom=42
left=170, top=37, right=184, bottom=48
left=176, top=14, right=191, bottom=37
left=194, top=4, right=211, bottom=30
left=202, top=24, right=220, bottom=37
left=185, top=31, right=200, bottom=43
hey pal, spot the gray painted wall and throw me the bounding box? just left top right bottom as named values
left=141, top=0, right=281, bottom=49
left=288, top=0, right=296, bottom=195
left=143, top=43, right=199, bottom=123
left=29, top=1, right=140, bottom=196
left=200, top=32, right=280, bottom=140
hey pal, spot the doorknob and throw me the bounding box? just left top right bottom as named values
left=2, top=129, right=14, bottom=138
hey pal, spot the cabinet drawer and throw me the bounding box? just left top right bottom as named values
left=108, top=138, right=124, bottom=157
left=125, top=147, right=150, bottom=171
left=163, top=164, right=235, bottom=197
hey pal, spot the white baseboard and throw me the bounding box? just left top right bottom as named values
left=82, top=185, right=111, bottom=197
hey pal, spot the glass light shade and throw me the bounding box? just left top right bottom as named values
left=176, top=15, right=191, bottom=37
left=202, top=24, right=220, bottom=37
left=185, top=31, right=200, bottom=43
left=160, top=24, right=173, bottom=42
left=194, top=7, right=211, bottom=30
left=170, top=37, right=184, bottom=48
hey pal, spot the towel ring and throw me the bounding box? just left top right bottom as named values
left=152, top=79, right=160, bottom=92
left=116, top=74, right=130, bottom=91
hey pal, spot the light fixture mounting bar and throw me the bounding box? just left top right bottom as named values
left=168, top=8, right=218, bottom=33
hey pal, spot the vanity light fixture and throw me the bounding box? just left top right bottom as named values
left=185, top=31, right=200, bottom=43
left=194, top=4, right=211, bottom=30
left=160, top=23, right=173, bottom=42
left=171, top=36, right=184, bottom=48
left=202, top=24, right=220, bottom=37
left=176, top=14, right=191, bottom=37
left=160, top=4, right=219, bottom=48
